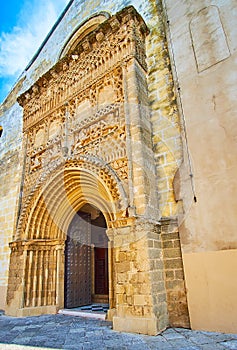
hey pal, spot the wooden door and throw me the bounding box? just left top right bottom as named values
left=64, top=212, right=91, bottom=308
left=94, top=247, right=108, bottom=295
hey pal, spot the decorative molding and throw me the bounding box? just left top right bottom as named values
left=18, top=6, right=149, bottom=131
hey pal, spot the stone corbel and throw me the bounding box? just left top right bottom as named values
left=109, top=17, right=120, bottom=32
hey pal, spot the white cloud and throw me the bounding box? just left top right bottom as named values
left=0, top=0, right=69, bottom=78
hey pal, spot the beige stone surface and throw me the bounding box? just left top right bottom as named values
left=183, top=249, right=237, bottom=333
left=0, top=286, right=7, bottom=310
left=113, top=315, right=160, bottom=335
left=164, top=0, right=237, bottom=333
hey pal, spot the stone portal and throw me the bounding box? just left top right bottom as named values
left=6, top=6, right=174, bottom=335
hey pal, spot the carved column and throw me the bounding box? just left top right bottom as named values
left=6, top=240, right=64, bottom=316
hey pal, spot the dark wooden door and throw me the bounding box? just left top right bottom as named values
left=64, top=212, right=91, bottom=308
left=94, top=247, right=108, bottom=295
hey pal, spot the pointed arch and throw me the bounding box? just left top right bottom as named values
left=21, top=158, right=127, bottom=241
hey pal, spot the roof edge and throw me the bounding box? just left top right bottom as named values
left=25, top=0, right=74, bottom=71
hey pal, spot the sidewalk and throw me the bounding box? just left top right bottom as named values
left=0, top=314, right=236, bottom=350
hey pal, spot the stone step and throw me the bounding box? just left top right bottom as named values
left=58, top=309, right=106, bottom=320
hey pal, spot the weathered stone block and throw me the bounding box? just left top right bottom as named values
left=163, top=248, right=182, bottom=259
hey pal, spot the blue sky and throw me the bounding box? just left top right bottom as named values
left=0, top=0, right=70, bottom=103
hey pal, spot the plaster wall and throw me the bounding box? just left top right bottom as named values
left=184, top=250, right=237, bottom=333
left=163, top=0, right=237, bottom=332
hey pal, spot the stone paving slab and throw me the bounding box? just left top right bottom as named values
left=0, top=314, right=236, bottom=350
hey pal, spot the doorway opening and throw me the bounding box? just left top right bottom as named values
left=64, top=204, right=109, bottom=309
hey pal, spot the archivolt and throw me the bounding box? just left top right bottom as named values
left=59, top=12, right=110, bottom=59
left=18, top=158, right=127, bottom=241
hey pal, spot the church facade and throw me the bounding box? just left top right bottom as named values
left=0, top=0, right=236, bottom=335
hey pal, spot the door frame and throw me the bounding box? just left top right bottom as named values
left=64, top=207, right=109, bottom=308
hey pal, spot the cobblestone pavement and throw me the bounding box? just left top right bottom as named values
left=0, top=314, right=237, bottom=350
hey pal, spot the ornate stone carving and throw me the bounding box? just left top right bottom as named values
left=15, top=6, right=149, bottom=243
left=109, top=158, right=128, bottom=181
left=18, top=7, right=148, bottom=131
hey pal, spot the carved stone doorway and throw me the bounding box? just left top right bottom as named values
left=64, top=205, right=108, bottom=309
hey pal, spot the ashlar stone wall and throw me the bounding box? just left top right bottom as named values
left=0, top=103, right=23, bottom=309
